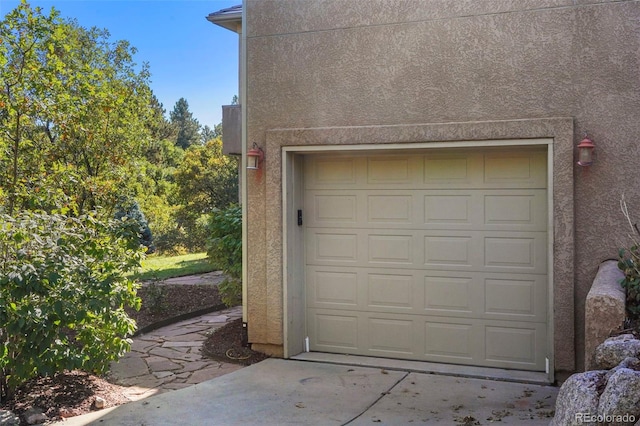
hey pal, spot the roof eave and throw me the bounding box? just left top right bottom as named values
left=206, top=8, right=242, bottom=33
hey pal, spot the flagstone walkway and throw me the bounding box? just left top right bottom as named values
left=108, top=306, right=244, bottom=401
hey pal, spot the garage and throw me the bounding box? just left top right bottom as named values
left=303, top=146, right=549, bottom=371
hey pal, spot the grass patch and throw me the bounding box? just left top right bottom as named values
left=133, top=252, right=218, bottom=281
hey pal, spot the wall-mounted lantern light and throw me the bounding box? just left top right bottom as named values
left=577, top=136, right=595, bottom=167
left=247, top=143, right=264, bottom=170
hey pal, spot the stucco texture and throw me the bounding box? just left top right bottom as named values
left=243, top=0, right=640, bottom=373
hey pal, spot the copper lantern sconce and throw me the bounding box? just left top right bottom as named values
left=247, top=143, right=264, bottom=170
left=577, top=136, right=595, bottom=167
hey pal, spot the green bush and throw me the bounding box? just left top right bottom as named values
left=206, top=204, right=242, bottom=306
left=619, top=245, right=640, bottom=319
left=0, top=211, right=143, bottom=398
left=618, top=198, right=640, bottom=320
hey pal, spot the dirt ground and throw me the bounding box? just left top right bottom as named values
left=201, top=318, right=270, bottom=366
left=130, top=283, right=223, bottom=330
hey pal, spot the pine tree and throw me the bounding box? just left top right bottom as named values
left=169, top=98, right=200, bottom=149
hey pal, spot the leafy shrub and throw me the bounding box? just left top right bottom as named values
left=618, top=197, right=640, bottom=319
left=0, top=211, right=143, bottom=398
left=206, top=205, right=242, bottom=307
left=619, top=245, right=640, bottom=319
left=217, top=278, right=242, bottom=309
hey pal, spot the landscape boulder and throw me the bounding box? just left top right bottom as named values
left=598, top=367, right=640, bottom=425
left=550, top=370, right=607, bottom=426
left=553, top=336, right=640, bottom=425
left=595, top=334, right=640, bottom=370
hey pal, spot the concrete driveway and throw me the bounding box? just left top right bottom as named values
left=59, top=358, right=557, bottom=425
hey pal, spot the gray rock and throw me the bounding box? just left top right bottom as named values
left=598, top=368, right=640, bottom=426
left=605, top=357, right=640, bottom=383
left=595, top=335, right=640, bottom=370
left=0, top=410, right=20, bottom=426
left=551, top=370, right=607, bottom=426
left=616, top=356, right=640, bottom=370
left=23, top=407, right=47, bottom=425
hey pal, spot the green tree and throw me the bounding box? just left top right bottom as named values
left=170, top=97, right=200, bottom=150
left=174, top=138, right=238, bottom=213
left=146, top=95, right=175, bottom=142
left=213, top=122, right=223, bottom=139
left=0, top=1, right=61, bottom=214
left=136, top=137, right=184, bottom=253
left=115, top=198, right=154, bottom=253
left=0, top=1, right=154, bottom=216
left=200, top=125, right=217, bottom=144
left=173, top=138, right=238, bottom=251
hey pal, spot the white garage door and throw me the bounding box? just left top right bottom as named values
left=304, top=147, right=548, bottom=371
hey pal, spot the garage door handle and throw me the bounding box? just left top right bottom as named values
left=298, top=210, right=303, bottom=226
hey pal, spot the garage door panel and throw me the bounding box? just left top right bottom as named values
left=368, top=273, right=414, bottom=309
left=424, top=321, right=476, bottom=360
left=308, top=266, right=363, bottom=310
left=307, top=266, right=546, bottom=322
left=308, top=267, right=422, bottom=313
left=422, top=231, right=546, bottom=274
left=424, top=194, right=473, bottom=225
left=483, top=191, right=547, bottom=230
left=484, top=276, right=546, bottom=320
left=367, top=157, right=414, bottom=185
left=484, top=232, right=547, bottom=273
left=424, top=235, right=473, bottom=267
left=304, top=148, right=548, bottom=372
left=423, top=153, right=481, bottom=187
left=308, top=229, right=546, bottom=274
left=309, top=269, right=358, bottom=306
left=367, top=195, right=413, bottom=223
left=308, top=310, right=547, bottom=370
left=368, top=234, right=413, bottom=264
left=423, top=275, right=475, bottom=314
left=485, top=321, right=547, bottom=369
left=483, top=151, right=547, bottom=188
left=309, top=311, right=359, bottom=351
left=307, top=157, right=358, bottom=187
left=306, top=189, right=546, bottom=231
left=311, top=194, right=358, bottom=224
left=368, top=317, right=415, bottom=355
left=306, top=150, right=546, bottom=190
left=308, top=232, right=359, bottom=263
left=485, top=237, right=535, bottom=269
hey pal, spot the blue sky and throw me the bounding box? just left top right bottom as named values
left=0, top=0, right=241, bottom=128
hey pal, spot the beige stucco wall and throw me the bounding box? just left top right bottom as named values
left=243, top=0, right=640, bottom=373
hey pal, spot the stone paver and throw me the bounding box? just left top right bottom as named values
left=109, top=357, right=149, bottom=379
left=108, top=305, right=243, bottom=402
left=146, top=357, right=182, bottom=372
